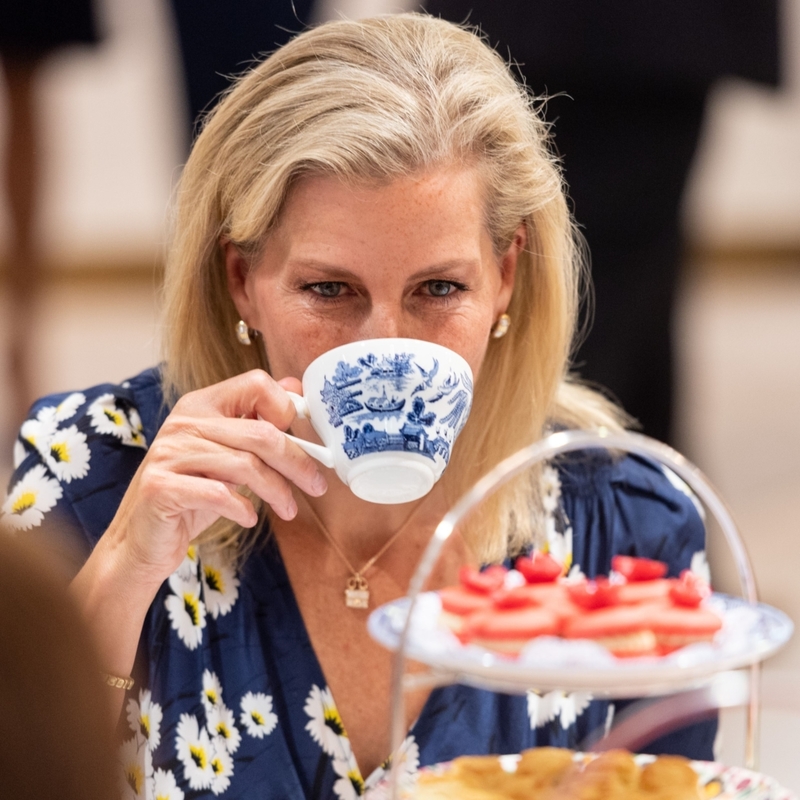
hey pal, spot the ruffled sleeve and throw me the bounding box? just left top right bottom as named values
left=557, top=450, right=706, bottom=580
left=2, top=368, right=164, bottom=576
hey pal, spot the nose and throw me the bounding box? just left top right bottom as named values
left=360, top=301, right=404, bottom=339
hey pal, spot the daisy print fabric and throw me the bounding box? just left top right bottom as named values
left=1, top=463, right=62, bottom=530
left=2, top=369, right=716, bottom=798
left=2, top=381, right=151, bottom=535
left=302, top=684, right=421, bottom=799
left=87, top=393, right=147, bottom=448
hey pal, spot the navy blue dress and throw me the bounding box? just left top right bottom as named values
left=2, top=368, right=715, bottom=799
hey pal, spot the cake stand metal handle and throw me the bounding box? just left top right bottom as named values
left=389, top=428, right=761, bottom=796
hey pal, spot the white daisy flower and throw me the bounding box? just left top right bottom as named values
left=19, top=416, right=58, bottom=456
left=526, top=690, right=562, bottom=729
left=366, top=735, right=419, bottom=793
left=34, top=405, right=58, bottom=424
left=149, top=769, right=185, bottom=800
left=200, top=551, right=240, bottom=619
left=88, top=393, right=124, bottom=435
left=333, top=754, right=365, bottom=800
left=118, top=735, right=151, bottom=800
left=239, top=691, right=278, bottom=739
left=690, top=550, right=712, bottom=585
left=37, top=392, right=86, bottom=423
left=202, top=669, right=224, bottom=712
left=207, top=703, right=241, bottom=755
left=176, top=545, right=200, bottom=581
left=304, top=684, right=348, bottom=757
left=165, top=573, right=206, bottom=650
left=661, top=465, right=706, bottom=519
left=126, top=406, right=147, bottom=448
left=13, top=439, right=26, bottom=469
left=564, top=563, right=585, bottom=582
left=1, top=464, right=63, bottom=531
left=540, top=465, right=562, bottom=513
left=209, top=742, right=235, bottom=796
left=546, top=524, right=573, bottom=573
left=43, top=424, right=91, bottom=483
left=175, top=713, right=214, bottom=791
left=558, top=692, right=593, bottom=729
left=126, top=688, right=163, bottom=751
left=88, top=393, right=147, bottom=448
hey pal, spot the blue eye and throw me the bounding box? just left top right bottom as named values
left=310, top=282, right=344, bottom=298
left=426, top=281, right=456, bottom=297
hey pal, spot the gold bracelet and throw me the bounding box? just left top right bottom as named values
left=101, top=672, right=135, bottom=691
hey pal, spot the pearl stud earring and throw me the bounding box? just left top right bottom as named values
left=491, top=313, right=511, bottom=339
left=235, top=320, right=252, bottom=345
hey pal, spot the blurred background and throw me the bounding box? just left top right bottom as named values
left=1, top=0, right=798, bottom=789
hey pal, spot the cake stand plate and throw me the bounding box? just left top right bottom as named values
left=369, top=592, right=793, bottom=698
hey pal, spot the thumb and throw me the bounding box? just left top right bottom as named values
left=277, top=376, right=303, bottom=395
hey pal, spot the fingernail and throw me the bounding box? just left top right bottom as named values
left=286, top=498, right=298, bottom=519
left=311, top=473, right=328, bottom=496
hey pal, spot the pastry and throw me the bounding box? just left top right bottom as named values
left=617, top=579, right=672, bottom=605
left=464, top=605, right=561, bottom=655
left=439, top=586, right=493, bottom=635
left=437, top=556, right=722, bottom=659
left=562, top=604, right=658, bottom=658
left=412, top=748, right=703, bottom=800
left=646, top=603, right=724, bottom=654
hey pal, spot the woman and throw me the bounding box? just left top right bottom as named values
left=2, top=14, right=712, bottom=799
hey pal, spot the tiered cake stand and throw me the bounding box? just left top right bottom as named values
left=367, top=429, right=794, bottom=797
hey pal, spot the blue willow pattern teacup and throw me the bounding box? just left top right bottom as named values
left=287, top=338, right=473, bottom=504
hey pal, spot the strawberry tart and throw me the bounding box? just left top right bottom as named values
left=437, top=555, right=723, bottom=659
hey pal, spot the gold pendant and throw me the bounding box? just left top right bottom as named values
left=345, top=575, right=370, bottom=609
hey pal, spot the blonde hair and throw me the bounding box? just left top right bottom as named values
left=161, top=13, right=624, bottom=563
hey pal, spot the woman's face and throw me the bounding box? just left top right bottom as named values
left=226, top=166, right=524, bottom=383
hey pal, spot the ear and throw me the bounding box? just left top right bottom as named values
left=223, top=239, right=257, bottom=325
left=495, top=222, right=526, bottom=316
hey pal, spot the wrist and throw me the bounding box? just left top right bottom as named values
left=81, top=528, right=167, bottom=608
left=70, top=531, right=165, bottom=681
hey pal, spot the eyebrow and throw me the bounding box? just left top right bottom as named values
left=285, top=258, right=482, bottom=280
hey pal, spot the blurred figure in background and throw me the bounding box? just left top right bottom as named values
left=169, top=0, right=315, bottom=135
left=425, top=0, right=781, bottom=443
left=0, top=530, right=115, bottom=800
left=0, top=0, right=99, bottom=429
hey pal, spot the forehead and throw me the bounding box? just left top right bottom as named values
left=269, top=167, right=491, bottom=266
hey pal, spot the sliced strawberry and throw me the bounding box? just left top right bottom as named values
left=567, top=577, right=622, bottom=610
left=458, top=564, right=507, bottom=594
left=611, top=555, right=668, bottom=582
left=491, top=585, right=539, bottom=609
left=669, top=570, right=711, bottom=607
left=515, top=551, right=562, bottom=584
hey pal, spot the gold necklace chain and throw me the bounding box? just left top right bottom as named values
left=299, top=494, right=427, bottom=609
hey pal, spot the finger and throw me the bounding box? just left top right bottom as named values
left=154, top=438, right=302, bottom=520
left=177, top=370, right=298, bottom=431
left=160, top=415, right=327, bottom=498
left=141, top=469, right=260, bottom=531
left=277, top=376, right=302, bottom=395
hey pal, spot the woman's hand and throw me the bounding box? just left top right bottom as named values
left=70, top=370, right=326, bottom=702
left=108, top=369, right=326, bottom=587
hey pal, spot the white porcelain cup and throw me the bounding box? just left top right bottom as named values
left=284, top=338, right=474, bottom=504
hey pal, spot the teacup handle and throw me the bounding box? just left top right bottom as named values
left=286, top=391, right=309, bottom=420
left=284, top=391, right=336, bottom=469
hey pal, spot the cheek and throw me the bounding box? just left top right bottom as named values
left=464, top=337, right=492, bottom=382
left=258, top=309, right=354, bottom=380
left=440, top=314, right=494, bottom=381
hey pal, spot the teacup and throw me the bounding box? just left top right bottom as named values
left=285, top=338, right=474, bottom=504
